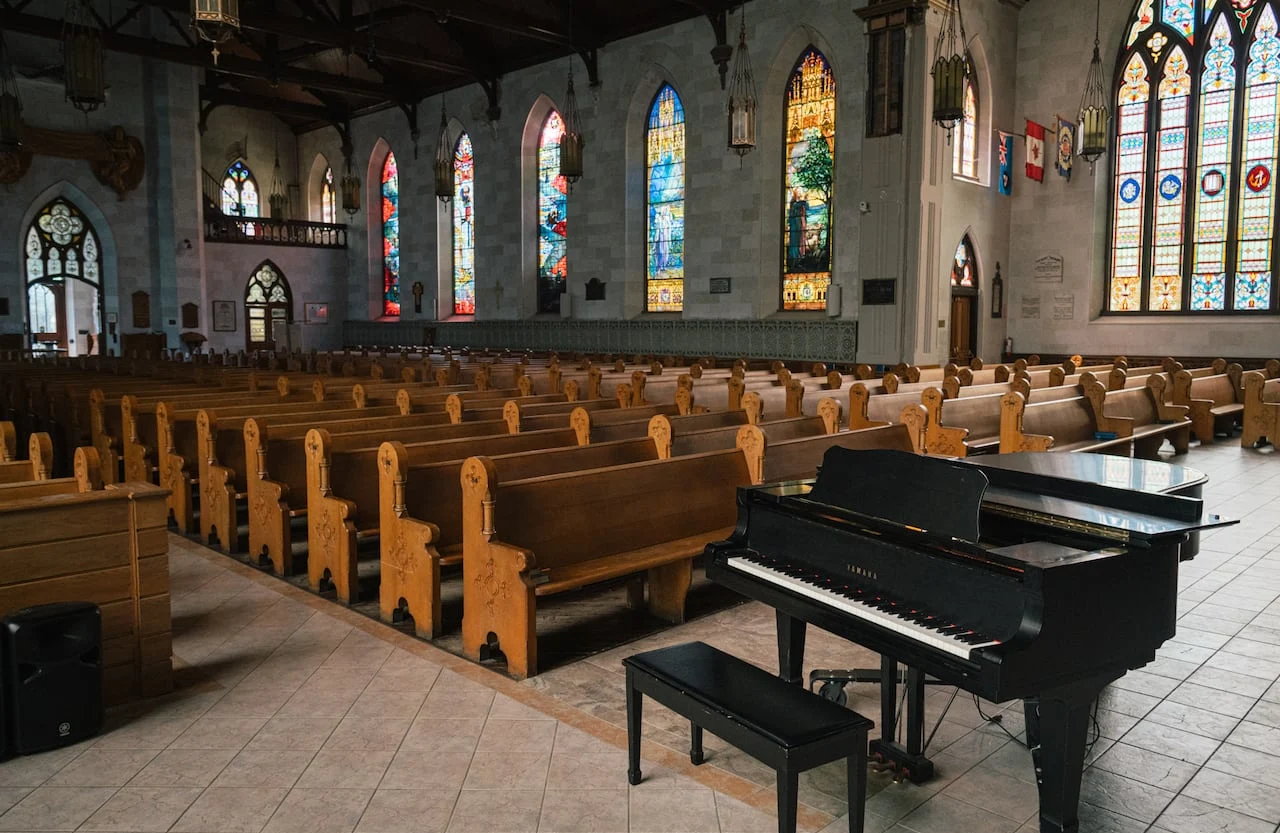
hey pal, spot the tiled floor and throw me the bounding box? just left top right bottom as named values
left=0, top=441, right=1278, bottom=833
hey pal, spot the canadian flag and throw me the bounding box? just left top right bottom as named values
left=1025, top=120, right=1046, bottom=182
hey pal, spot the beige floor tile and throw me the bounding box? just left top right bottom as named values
left=79, top=786, right=205, bottom=832
left=295, top=750, right=394, bottom=789
left=212, top=749, right=317, bottom=788
left=91, top=717, right=196, bottom=749
left=544, top=751, right=632, bottom=791
left=0, top=786, right=116, bottom=831
left=205, top=686, right=297, bottom=719
left=245, top=717, right=340, bottom=752
left=446, top=789, right=543, bottom=833
left=940, top=767, right=1039, bottom=823
left=354, top=789, right=457, bottom=833
left=0, top=790, right=30, bottom=817
left=366, top=657, right=441, bottom=694
left=490, top=694, right=557, bottom=721
left=127, top=747, right=239, bottom=787
left=399, top=719, right=485, bottom=755
left=44, top=749, right=158, bottom=787
left=713, top=793, right=777, bottom=833
left=321, top=717, right=412, bottom=751
left=461, top=752, right=550, bottom=791
left=379, top=749, right=475, bottom=792
left=896, top=794, right=1023, bottom=833
left=0, top=746, right=86, bottom=788
left=169, top=717, right=269, bottom=750
left=262, top=788, right=374, bottom=833
left=1154, top=795, right=1275, bottom=833
left=172, top=786, right=290, bottom=833
left=346, top=690, right=428, bottom=720
left=538, top=788, right=628, bottom=833
left=629, top=787, right=721, bottom=833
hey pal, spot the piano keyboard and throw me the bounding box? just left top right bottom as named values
left=725, top=555, right=1001, bottom=660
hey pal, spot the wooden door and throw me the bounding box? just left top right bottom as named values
left=246, top=303, right=289, bottom=351
left=950, top=295, right=975, bottom=364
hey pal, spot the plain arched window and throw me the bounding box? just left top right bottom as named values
left=537, top=111, right=568, bottom=315
left=453, top=132, right=476, bottom=315
left=381, top=151, right=401, bottom=317
left=646, top=84, right=687, bottom=313
left=783, top=48, right=836, bottom=311
left=1109, top=0, right=1280, bottom=312
left=953, top=79, right=979, bottom=180
left=222, top=161, right=259, bottom=218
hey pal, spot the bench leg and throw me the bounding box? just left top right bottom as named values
left=776, top=768, right=799, bottom=833
left=646, top=559, right=692, bottom=624
left=626, top=670, right=643, bottom=786
left=847, top=732, right=868, bottom=833
left=690, top=723, right=703, bottom=765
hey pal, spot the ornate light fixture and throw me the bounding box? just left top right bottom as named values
left=930, top=0, right=971, bottom=133
left=341, top=150, right=360, bottom=217
left=726, top=8, right=757, bottom=158
left=63, top=0, right=106, bottom=114
left=269, top=136, right=289, bottom=218
left=1077, top=0, right=1109, bottom=169
left=434, top=98, right=454, bottom=203
left=192, top=0, right=240, bottom=64
left=0, top=32, right=22, bottom=151
left=559, top=60, right=584, bottom=185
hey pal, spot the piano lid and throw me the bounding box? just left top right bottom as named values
left=810, top=449, right=989, bottom=543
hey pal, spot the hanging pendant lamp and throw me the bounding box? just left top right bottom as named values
left=726, top=8, right=757, bottom=158
left=930, top=0, right=971, bottom=132
left=0, top=31, right=22, bottom=151
left=560, top=60, right=585, bottom=185
left=63, top=0, right=106, bottom=114
left=1077, top=0, right=1109, bottom=169
left=434, top=99, right=454, bottom=203
left=269, top=137, right=289, bottom=219
left=192, top=0, right=240, bottom=64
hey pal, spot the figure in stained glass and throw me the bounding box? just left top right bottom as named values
left=321, top=167, right=336, bottom=225
left=537, top=111, right=568, bottom=315
left=782, top=48, right=836, bottom=311
left=222, top=161, right=260, bottom=219
left=453, top=132, right=476, bottom=315
left=646, top=84, right=686, bottom=313
left=381, top=151, right=401, bottom=317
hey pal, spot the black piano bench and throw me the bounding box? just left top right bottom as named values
left=623, top=641, right=874, bottom=833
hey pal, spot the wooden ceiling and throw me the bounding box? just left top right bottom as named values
left=1, top=0, right=748, bottom=136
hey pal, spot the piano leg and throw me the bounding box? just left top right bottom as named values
left=1025, top=676, right=1116, bottom=833
left=777, top=611, right=807, bottom=685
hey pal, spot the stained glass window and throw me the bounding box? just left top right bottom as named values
left=783, top=48, right=836, bottom=311
left=381, top=151, right=400, bottom=318
left=244, top=262, right=291, bottom=347
left=953, top=79, right=979, bottom=180
left=23, top=198, right=103, bottom=348
left=1109, top=0, right=1280, bottom=313
left=646, top=84, right=686, bottom=313
left=537, top=111, right=568, bottom=315
left=321, top=167, right=336, bottom=225
left=222, top=161, right=259, bottom=219
left=951, top=237, right=977, bottom=288
left=453, top=132, right=476, bottom=316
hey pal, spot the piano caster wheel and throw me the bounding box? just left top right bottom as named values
left=818, top=681, right=848, bottom=707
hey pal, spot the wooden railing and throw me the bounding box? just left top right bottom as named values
left=204, top=215, right=348, bottom=249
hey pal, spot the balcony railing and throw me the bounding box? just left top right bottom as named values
left=205, top=215, right=348, bottom=249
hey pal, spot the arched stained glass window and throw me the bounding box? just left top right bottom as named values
left=951, top=236, right=977, bottom=288
left=23, top=198, right=104, bottom=354
left=646, top=84, right=686, bottom=313
left=381, top=151, right=401, bottom=318
left=321, top=167, right=336, bottom=225
left=953, top=79, right=979, bottom=180
left=453, top=132, right=476, bottom=315
left=1109, top=0, right=1280, bottom=312
left=537, top=111, right=568, bottom=315
left=783, top=48, right=836, bottom=312
left=222, top=161, right=260, bottom=219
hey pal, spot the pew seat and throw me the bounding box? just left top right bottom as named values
left=1241, top=371, right=1280, bottom=448
left=999, top=393, right=1134, bottom=456
left=1173, top=369, right=1244, bottom=443
left=1084, top=377, right=1191, bottom=459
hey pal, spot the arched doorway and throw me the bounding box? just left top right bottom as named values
left=24, top=199, right=105, bottom=356
left=949, top=236, right=979, bottom=364
left=244, top=261, right=292, bottom=351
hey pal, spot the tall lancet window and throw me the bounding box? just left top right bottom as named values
left=646, top=84, right=687, bottom=313
left=782, top=48, right=836, bottom=311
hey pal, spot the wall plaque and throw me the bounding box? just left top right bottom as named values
left=1033, top=254, right=1064, bottom=283
left=1021, top=294, right=1042, bottom=320
left=1053, top=292, right=1075, bottom=320
left=181, top=303, right=199, bottom=330
left=585, top=278, right=606, bottom=301
left=709, top=278, right=732, bottom=295
left=862, top=279, right=896, bottom=306
left=213, top=300, right=236, bottom=332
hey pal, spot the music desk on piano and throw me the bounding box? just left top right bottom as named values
left=706, top=449, right=1232, bottom=833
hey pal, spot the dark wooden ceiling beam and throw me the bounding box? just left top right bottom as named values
left=0, top=8, right=395, bottom=99
left=200, top=85, right=343, bottom=122
left=393, top=0, right=572, bottom=46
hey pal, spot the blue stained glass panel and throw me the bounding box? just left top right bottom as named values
left=1235, top=4, right=1280, bottom=309
left=646, top=84, right=686, bottom=313
left=1191, top=16, right=1236, bottom=310
left=537, top=111, right=567, bottom=315
left=382, top=151, right=401, bottom=318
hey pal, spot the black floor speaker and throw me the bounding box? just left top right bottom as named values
left=3, top=602, right=103, bottom=755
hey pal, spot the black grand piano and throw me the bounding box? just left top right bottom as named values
left=706, top=449, right=1233, bottom=833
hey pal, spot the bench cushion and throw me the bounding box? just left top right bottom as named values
left=623, top=642, right=873, bottom=749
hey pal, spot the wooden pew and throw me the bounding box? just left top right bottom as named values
left=374, top=424, right=678, bottom=637
left=1082, top=376, right=1191, bottom=459
left=998, top=392, right=1135, bottom=456
left=460, top=441, right=756, bottom=678
left=920, top=383, right=1082, bottom=457
left=1241, top=371, right=1280, bottom=448
left=0, top=451, right=170, bottom=706
left=0, top=432, right=54, bottom=485
left=744, top=423, right=920, bottom=484
left=1172, top=367, right=1245, bottom=443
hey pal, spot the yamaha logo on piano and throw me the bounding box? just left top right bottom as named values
left=845, top=564, right=878, bottom=581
